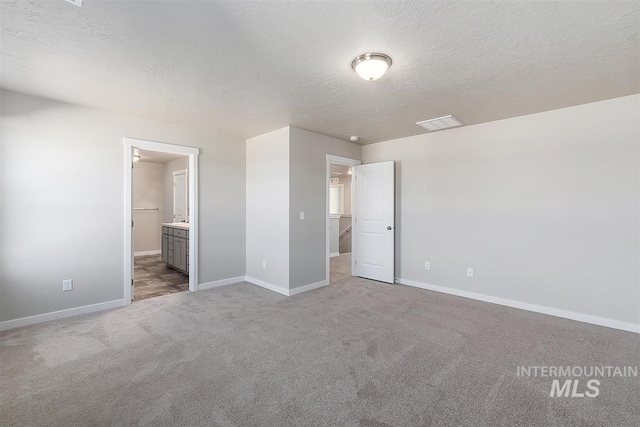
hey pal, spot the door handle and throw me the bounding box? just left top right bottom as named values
left=387, top=226, right=393, bottom=230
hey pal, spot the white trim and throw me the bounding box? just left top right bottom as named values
left=326, top=155, right=361, bottom=286
left=330, top=252, right=340, bottom=258
left=0, top=300, right=125, bottom=331
left=198, top=276, right=246, bottom=291
left=188, top=153, right=199, bottom=292
left=244, top=276, right=328, bottom=297
left=124, top=138, right=200, bottom=303
left=245, top=276, right=289, bottom=296
left=289, top=280, right=328, bottom=296
left=134, top=250, right=161, bottom=257
left=396, top=278, right=640, bottom=334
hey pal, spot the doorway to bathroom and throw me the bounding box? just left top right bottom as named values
left=124, top=138, right=199, bottom=305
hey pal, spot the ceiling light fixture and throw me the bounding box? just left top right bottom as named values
left=351, top=53, right=392, bottom=81
left=350, top=136, right=359, bottom=142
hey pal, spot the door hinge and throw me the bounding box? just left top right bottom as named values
left=131, top=220, right=134, bottom=227
left=355, top=260, right=357, bottom=265
left=131, top=279, right=134, bottom=286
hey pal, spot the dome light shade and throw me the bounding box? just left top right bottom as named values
left=351, top=53, right=392, bottom=81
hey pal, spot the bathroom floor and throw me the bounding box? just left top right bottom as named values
left=133, top=254, right=189, bottom=301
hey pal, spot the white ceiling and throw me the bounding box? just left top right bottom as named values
left=1, top=1, right=638, bottom=144
left=135, top=149, right=185, bottom=164
left=330, top=164, right=352, bottom=175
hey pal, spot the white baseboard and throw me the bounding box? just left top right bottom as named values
left=330, top=252, right=340, bottom=258
left=134, top=250, right=161, bottom=256
left=0, top=299, right=125, bottom=331
left=245, top=276, right=289, bottom=296
left=289, top=280, right=328, bottom=296
left=198, top=276, right=246, bottom=291
left=395, top=278, right=640, bottom=334
left=242, top=277, right=328, bottom=297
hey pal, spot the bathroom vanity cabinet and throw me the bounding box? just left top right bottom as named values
left=161, top=224, right=189, bottom=274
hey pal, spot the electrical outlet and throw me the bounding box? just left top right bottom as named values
left=467, top=268, right=474, bottom=278
left=424, top=261, right=431, bottom=270
left=262, top=260, right=267, bottom=268
left=62, top=279, right=73, bottom=291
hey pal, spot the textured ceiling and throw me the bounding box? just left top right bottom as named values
left=1, top=1, right=638, bottom=144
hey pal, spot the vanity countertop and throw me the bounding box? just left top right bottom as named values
left=162, top=222, right=190, bottom=230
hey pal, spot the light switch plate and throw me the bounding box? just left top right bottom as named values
left=424, top=261, right=431, bottom=270
left=300, top=212, right=305, bottom=220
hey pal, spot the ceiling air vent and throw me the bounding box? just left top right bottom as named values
left=416, top=115, right=463, bottom=132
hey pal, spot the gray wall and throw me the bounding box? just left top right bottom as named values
left=289, top=127, right=361, bottom=289
left=0, top=89, right=246, bottom=322
left=339, top=216, right=352, bottom=254
left=246, top=127, right=290, bottom=289
left=362, top=94, right=640, bottom=325
left=133, top=161, right=164, bottom=252
left=163, top=156, right=189, bottom=223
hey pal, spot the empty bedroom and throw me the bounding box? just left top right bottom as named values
left=1, top=1, right=638, bottom=426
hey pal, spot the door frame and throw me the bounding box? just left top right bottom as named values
left=123, top=137, right=200, bottom=305
left=326, top=155, right=361, bottom=283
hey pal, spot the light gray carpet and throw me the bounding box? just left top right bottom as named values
left=1, top=276, right=639, bottom=426
left=330, top=252, right=352, bottom=284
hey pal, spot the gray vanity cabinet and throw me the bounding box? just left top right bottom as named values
left=161, top=226, right=189, bottom=274
left=161, top=232, right=169, bottom=263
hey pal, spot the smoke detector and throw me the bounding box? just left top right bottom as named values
left=416, top=115, right=464, bottom=132
left=65, top=0, right=83, bottom=7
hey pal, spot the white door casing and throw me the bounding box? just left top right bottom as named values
left=130, top=157, right=135, bottom=300
left=123, top=138, right=199, bottom=305
left=325, top=155, right=361, bottom=284
left=353, top=161, right=395, bottom=283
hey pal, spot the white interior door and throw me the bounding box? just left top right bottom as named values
left=173, top=170, right=188, bottom=222
left=353, top=161, right=395, bottom=283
